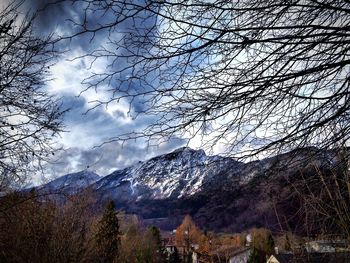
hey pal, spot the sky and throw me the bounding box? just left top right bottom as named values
left=14, top=0, right=188, bottom=183
left=6, top=0, right=341, bottom=185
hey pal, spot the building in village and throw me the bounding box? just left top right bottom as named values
left=267, top=239, right=350, bottom=263
left=192, top=246, right=251, bottom=263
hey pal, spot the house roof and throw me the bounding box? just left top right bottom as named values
left=269, top=254, right=293, bottom=263
left=164, top=236, right=176, bottom=247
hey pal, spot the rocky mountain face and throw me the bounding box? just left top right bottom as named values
left=40, top=147, right=344, bottom=232
left=37, top=170, right=100, bottom=194
left=93, top=147, right=243, bottom=202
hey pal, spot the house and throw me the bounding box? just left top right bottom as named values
left=267, top=238, right=350, bottom=263
left=161, top=231, right=176, bottom=253
left=162, top=231, right=199, bottom=262
left=267, top=253, right=293, bottom=263
left=193, top=246, right=251, bottom=263
left=267, top=252, right=350, bottom=263
left=211, top=247, right=251, bottom=263
left=305, top=239, right=349, bottom=253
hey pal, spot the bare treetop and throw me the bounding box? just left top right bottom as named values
left=66, top=0, right=350, bottom=158
left=0, top=1, right=64, bottom=190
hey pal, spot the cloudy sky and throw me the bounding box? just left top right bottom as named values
left=14, top=0, right=188, bottom=183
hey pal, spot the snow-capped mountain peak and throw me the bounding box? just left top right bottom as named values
left=92, top=147, right=243, bottom=201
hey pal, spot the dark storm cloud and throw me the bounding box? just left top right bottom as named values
left=24, top=0, right=72, bottom=31
left=21, top=0, right=113, bottom=52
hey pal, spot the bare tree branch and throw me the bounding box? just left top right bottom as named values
left=0, top=1, right=65, bottom=190
left=58, top=0, right=350, bottom=158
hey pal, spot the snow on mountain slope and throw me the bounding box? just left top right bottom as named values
left=38, top=170, right=101, bottom=193
left=92, top=147, right=243, bottom=201
left=36, top=147, right=334, bottom=201
left=32, top=146, right=343, bottom=232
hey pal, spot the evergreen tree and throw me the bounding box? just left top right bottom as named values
left=149, top=226, right=162, bottom=248
left=95, top=201, right=120, bottom=263
left=149, top=226, right=166, bottom=262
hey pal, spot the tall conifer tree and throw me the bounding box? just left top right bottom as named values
left=95, top=201, right=120, bottom=263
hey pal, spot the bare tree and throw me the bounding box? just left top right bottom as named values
left=0, top=188, right=99, bottom=262
left=0, top=1, right=64, bottom=190
left=292, top=152, right=350, bottom=239
left=61, top=0, right=350, bottom=157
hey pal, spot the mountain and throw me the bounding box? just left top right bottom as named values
left=37, top=170, right=101, bottom=194
left=39, top=146, right=343, bottom=232
left=177, top=147, right=342, bottom=232
left=92, top=147, right=243, bottom=202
